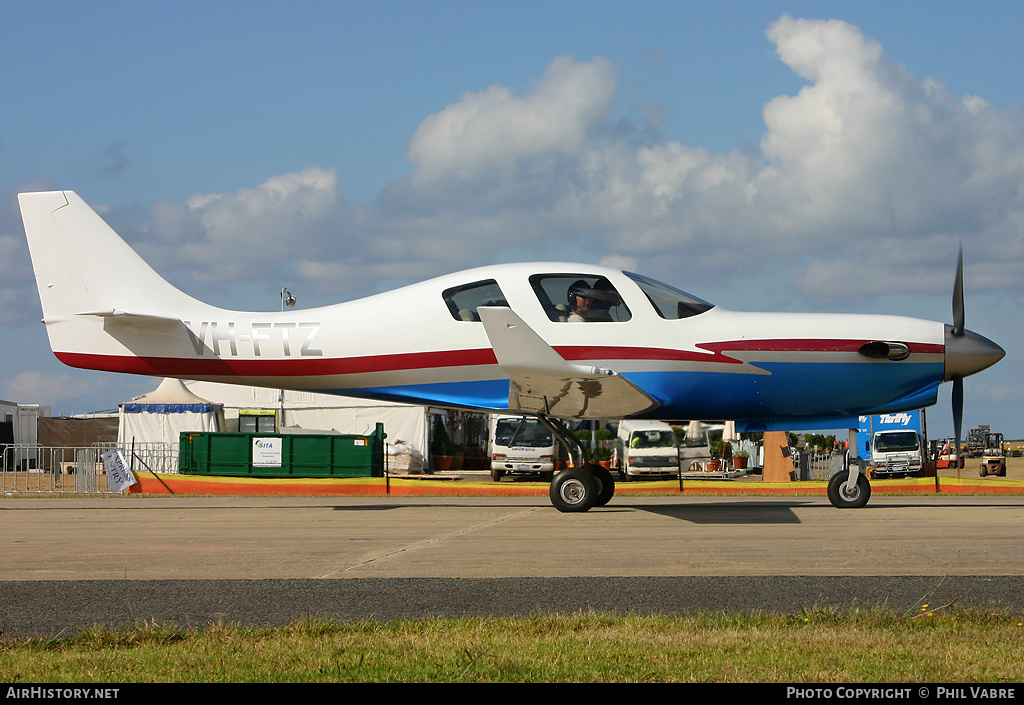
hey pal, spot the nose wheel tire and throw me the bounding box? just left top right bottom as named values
left=827, top=470, right=871, bottom=509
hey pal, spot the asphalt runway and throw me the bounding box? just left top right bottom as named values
left=3, top=494, right=1024, bottom=638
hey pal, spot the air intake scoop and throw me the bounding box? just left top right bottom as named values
left=859, top=341, right=911, bottom=361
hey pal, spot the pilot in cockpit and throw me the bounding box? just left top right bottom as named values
left=566, top=278, right=620, bottom=322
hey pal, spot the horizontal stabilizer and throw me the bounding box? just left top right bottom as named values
left=76, top=309, right=182, bottom=325
left=478, top=306, right=659, bottom=418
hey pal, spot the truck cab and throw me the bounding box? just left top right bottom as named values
left=489, top=415, right=557, bottom=481
left=869, top=430, right=925, bottom=478
left=615, top=420, right=680, bottom=480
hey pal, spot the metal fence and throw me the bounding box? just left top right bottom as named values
left=95, top=442, right=180, bottom=476
left=799, top=450, right=848, bottom=481
left=2, top=441, right=855, bottom=493
left=1, top=442, right=179, bottom=495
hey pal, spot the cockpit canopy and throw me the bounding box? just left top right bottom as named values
left=441, top=268, right=714, bottom=323
left=624, top=272, right=714, bottom=320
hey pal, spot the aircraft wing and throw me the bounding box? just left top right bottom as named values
left=478, top=306, right=660, bottom=419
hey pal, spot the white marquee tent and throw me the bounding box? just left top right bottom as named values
left=117, top=378, right=222, bottom=449
left=183, top=380, right=431, bottom=473
left=118, top=378, right=440, bottom=474
left=181, top=380, right=429, bottom=447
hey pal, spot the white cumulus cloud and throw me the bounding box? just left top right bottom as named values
left=406, top=56, right=618, bottom=181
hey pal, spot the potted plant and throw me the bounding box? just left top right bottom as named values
left=733, top=450, right=749, bottom=470
left=708, top=439, right=724, bottom=471
left=431, top=416, right=454, bottom=471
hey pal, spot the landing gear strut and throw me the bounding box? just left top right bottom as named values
left=537, top=416, right=615, bottom=513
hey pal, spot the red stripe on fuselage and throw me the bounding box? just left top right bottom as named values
left=55, top=339, right=943, bottom=378
left=556, top=340, right=943, bottom=362
left=705, top=340, right=944, bottom=355
left=55, top=349, right=500, bottom=377
left=555, top=345, right=742, bottom=365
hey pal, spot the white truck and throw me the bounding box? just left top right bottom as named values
left=489, top=415, right=558, bottom=482
left=615, top=420, right=680, bottom=480
left=869, top=429, right=925, bottom=478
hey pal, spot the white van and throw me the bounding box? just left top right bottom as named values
left=489, top=415, right=558, bottom=481
left=615, top=420, right=680, bottom=480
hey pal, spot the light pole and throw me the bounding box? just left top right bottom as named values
left=281, top=288, right=296, bottom=311
left=278, top=288, right=296, bottom=427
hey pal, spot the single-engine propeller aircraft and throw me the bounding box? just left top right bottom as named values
left=19, top=191, right=1004, bottom=511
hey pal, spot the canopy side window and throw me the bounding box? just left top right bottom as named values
left=529, top=274, right=631, bottom=323
left=442, top=279, right=508, bottom=322
left=624, top=272, right=715, bottom=320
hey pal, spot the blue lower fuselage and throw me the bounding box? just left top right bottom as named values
left=337, top=358, right=944, bottom=431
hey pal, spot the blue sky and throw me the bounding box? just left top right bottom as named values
left=2, top=1, right=1023, bottom=438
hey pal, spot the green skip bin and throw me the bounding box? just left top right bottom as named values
left=179, top=423, right=386, bottom=478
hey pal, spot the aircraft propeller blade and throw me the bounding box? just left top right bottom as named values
left=952, top=375, right=964, bottom=468
left=952, top=243, right=965, bottom=337
left=950, top=244, right=966, bottom=468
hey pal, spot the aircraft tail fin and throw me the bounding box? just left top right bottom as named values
left=18, top=190, right=208, bottom=361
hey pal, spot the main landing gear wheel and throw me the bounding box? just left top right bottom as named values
left=827, top=470, right=871, bottom=509
left=548, top=464, right=616, bottom=512
left=588, top=463, right=615, bottom=507
left=549, top=467, right=597, bottom=513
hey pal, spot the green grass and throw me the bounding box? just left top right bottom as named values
left=3, top=609, right=1024, bottom=682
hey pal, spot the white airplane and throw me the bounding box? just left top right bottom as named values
left=19, top=190, right=1004, bottom=511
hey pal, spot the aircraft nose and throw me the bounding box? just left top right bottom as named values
left=944, top=325, right=1005, bottom=381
